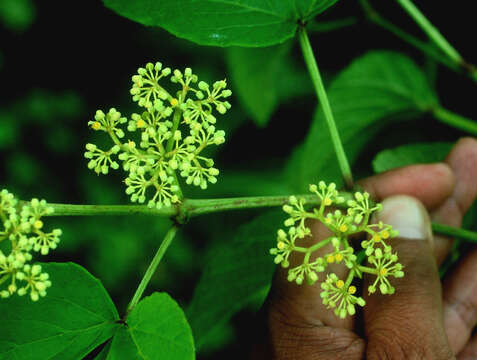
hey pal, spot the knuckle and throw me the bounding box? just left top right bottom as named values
left=367, top=327, right=454, bottom=360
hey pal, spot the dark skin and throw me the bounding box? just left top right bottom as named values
left=253, top=138, right=477, bottom=359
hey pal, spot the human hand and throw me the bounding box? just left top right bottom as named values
left=253, top=138, right=477, bottom=359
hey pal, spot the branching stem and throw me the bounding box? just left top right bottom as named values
left=27, top=194, right=477, bottom=243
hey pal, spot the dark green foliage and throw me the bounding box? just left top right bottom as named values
left=187, top=210, right=282, bottom=349
left=106, top=293, right=195, bottom=360
left=286, top=51, right=438, bottom=190
left=373, top=142, right=453, bottom=173
left=103, top=0, right=339, bottom=47
left=0, top=263, right=119, bottom=360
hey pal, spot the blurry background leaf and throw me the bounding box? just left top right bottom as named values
left=102, top=0, right=339, bottom=47
left=107, top=293, right=195, bottom=360
left=0, top=0, right=35, bottom=32
left=226, top=41, right=311, bottom=127
left=0, top=113, right=18, bottom=149
left=372, top=142, right=453, bottom=173
left=0, top=262, right=119, bottom=360
left=285, top=51, right=439, bottom=190
left=187, top=209, right=282, bottom=350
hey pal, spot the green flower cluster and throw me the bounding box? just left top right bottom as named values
left=0, top=190, right=61, bottom=301
left=270, top=181, right=403, bottom=318
left=84, top=62, right=231, bottom=209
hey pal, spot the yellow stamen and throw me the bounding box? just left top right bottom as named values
left=380, top=268, right=388, bottom=276
left=323, top=197, right=332, bottom=206
left=33, top=220, right=43, bottom=230
left=277, top=241, right=285, bottom=250
left=136, top=119, right=146, bottom=128
left=336, top=280, right=344, bottom=289
left=373, top=234, right=381, bottom=242
left=326, top=255, right=335, bottom=263
left=348, top=286, right=357, bottom=294
left=169, top=98, right=179, bottom=106
left=91, top=121, right=101, bottom=130
left=339, top=224, right=348, bottom=233
left=381, top=230, right=390, bottom=239
left=335, top=253, right=343, bottom=262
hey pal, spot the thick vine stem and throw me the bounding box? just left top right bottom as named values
left=31, top=195, right=477, bottom=243
left=297, top=25, right=354, bottom=189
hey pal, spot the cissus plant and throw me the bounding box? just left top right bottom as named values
left=272, top=183, right=403, bottom=318
left=2, top=0, right=477, bottom=359
left=85, top=63, right=230, bottom=209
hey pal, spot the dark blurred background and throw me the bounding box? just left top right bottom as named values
left=0, top=1, right=476, bottom=358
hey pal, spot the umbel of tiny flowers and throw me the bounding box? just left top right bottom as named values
left=0, top=189, right=60, bottom=301
left=270, top=181, right=403, bottom=318
left=84, top=62, right=231, bottom=209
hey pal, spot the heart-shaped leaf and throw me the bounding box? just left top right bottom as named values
left=103, top=0, right=339, bottom=47
left=106, top=293, right=195, bottom=360
left=0, top=262, right=119, bottom=360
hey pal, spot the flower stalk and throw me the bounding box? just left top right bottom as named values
left=297, top=25, right=354, bottom=189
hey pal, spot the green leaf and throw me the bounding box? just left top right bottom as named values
left=0, top=262, right=119, bottom=360
left=286, top=51, right=439, bottom=190
left=372, top=142, right=453, bottom=173
left=226, top=41, right=311, bottom=127
left=187, top=209, right=282, bottom=349
left=106, top=293, right=195, bottom=360
left=103, top=0, right=339, bottom=47
left=0, top=0, right=35, bottom=32
left=94, top=341, right=112, bottom=360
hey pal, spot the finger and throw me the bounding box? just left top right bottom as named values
left=432, top=137, right=477, bottom=264
left=364, top=195, right=454, bottom=359
left=269, top=163, right=456, bottom=331
left=359, top=163, right=455, bottom=209
left=457, top=333, right=477, bottom=360
left=442, top=250, right=477, bottom=354
left=265, top=219, right=366, bottom=359
left=271, top=220, right=354, bottom=329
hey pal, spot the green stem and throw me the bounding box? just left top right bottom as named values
left=166, top=108, right=182, bottom=153
left=432, top=107, right=477, bottom=135
left=357, top=265, right=377, bottom=275
left=432, top=223, right=477, bottom=243
left=307, top=17, right=358, bottom=33
left=165, top=108, right=184, bottom=200
left=297, top=26, right=353, bottom=189
left=0, top=275, right=9, bottom=286
left=182, top=194, right=350, bottom=217
left=24, top=202, right=177, bottom=217
left=307, top=237, right=333, bottom=253
left=344, top=269, right=355, bottom=287
left=360, top=0, right=456, bottom=72
left=395, top=0, right=462, bottom=64
left=125, top=224, right=179, bottom=317
left=29, top=195, right=477, bottom=243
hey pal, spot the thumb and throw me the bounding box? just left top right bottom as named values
left=364, top=195, right=454, bottom=359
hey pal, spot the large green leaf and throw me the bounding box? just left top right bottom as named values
left=187, top=209, right=282, bottom=349
left=103, top=0, right=339, bottom=47
left=286, top=51, right=439, bottom=190
left=227, top=41, right=311, bottom=127
left=106, top=293, right=195, bottom=360
left=372, top=142, right=453, bottom=173
left=0, top=262, right=119, bottom=360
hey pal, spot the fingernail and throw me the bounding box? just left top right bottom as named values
left=375, top=195, right=433, bottom=243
